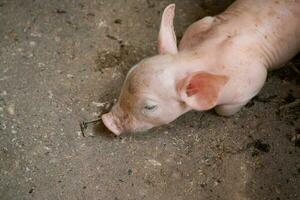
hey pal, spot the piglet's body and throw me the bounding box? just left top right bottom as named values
left=102, top=0, right=300, bottom=135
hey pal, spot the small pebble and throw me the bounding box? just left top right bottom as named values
left=67, top=74, right=74, bottom=78
left=1, top=90, right=7, bottom=96
left=97, top=19, right=107, bottom=28
left=104, top=103, right=111, bottom=110
left=75, top=130, right=81, bottom=135
left=48, top=90, right=53, bottom=99
left=92, top=112, right=100, bottom=117
left=147, top=159, right=162, bottom=167
left=92, top=101, right=105, bottom=107
left=30, top=32, right=42, bottom=37
left=54, top=36, right=61, bottom=42
left=7, top=104, right=15, bottom=115
left=29, top=41, right=36, bottom=47
left=38, top=63, right=45, bottom=68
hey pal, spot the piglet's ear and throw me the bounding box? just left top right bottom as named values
left=158, top=4, right=178, bottom=54
left=178, top=72, right=229, bottom=111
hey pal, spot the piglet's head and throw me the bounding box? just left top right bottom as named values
left=102, top=4, right=228, bottom=135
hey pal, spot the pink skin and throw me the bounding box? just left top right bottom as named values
left=102, top=0, right=300, bottom=135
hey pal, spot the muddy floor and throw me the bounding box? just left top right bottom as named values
left=0, top=0, right=299, bottom=199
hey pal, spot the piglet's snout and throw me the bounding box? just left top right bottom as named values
left=102, top=112, right=123, bottom=135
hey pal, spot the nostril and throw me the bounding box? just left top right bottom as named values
left=102, top=113, right=122, bottom=135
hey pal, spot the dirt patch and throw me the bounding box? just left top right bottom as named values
left=95, top=43, right=150, bottom=74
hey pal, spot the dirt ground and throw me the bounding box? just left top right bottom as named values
left=0, top=0, right=299, bottom=199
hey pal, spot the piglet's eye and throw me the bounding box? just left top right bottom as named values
left=143, top=99, right=158, bottom=113
left=144, top=104, right=157, bottom=111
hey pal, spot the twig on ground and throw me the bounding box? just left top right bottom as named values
left=279, top=99, right=300, bottom=110
left=79, top=118, right=102, bottom=137
left=291, top=65, right=300, bottom=76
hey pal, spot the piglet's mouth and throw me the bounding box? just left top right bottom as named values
left=102, top=113, right=122, bottom=135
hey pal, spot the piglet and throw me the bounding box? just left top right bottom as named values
left=102, top=0, right=300, bottom=135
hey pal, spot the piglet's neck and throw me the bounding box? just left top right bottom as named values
left=172, top=49, right=218, bottom=79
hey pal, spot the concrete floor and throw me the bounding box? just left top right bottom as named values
left=0, top=0, right=299, bottom=199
